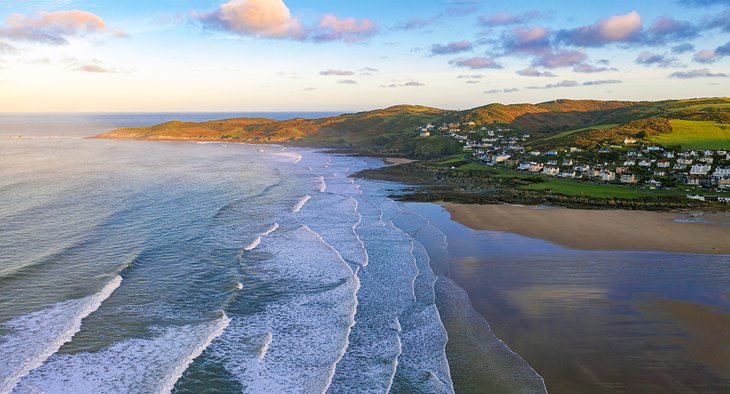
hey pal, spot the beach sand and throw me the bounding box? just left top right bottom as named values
left=383, top=157, right=417, bottom=165
left=444, top=203, right=730, bottom=255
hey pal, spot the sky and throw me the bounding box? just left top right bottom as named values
left=0, top=0, right=728, bottom=112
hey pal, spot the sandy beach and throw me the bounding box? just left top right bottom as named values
left=384, top=157, right=418, bottom=165
left=444, top=203, right=730, bottom=255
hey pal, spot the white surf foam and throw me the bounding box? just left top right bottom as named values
left=158, top=313, right=230, bottom=394
left=18, top=314, right=230, bottom=394
left=258, top=332, right=273, bottom=363
left=244, top=236, right=262, bottom=251
left=0, top=275, right=122, bottom=394
left=292, top=195, right=311, bottom=213
left=242, top=223, right=279, bottom=252
left=318, top=176, right=327, bottom=193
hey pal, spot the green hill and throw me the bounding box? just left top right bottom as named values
left=95, top=97, right=730, bottom=155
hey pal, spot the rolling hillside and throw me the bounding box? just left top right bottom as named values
left=95, top=97, right=730, bottom=154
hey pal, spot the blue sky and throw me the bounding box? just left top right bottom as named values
left=0, top=0, right=728, bottom=111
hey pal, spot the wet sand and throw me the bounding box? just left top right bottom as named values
left=444, top=203, right=730, bottom=255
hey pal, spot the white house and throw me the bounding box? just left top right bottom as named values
left=542, top=166, right=560, bottom=176
left=558, top=171, right=576, bottom=178
left=690, top=164, right=711, bottom=176
left=712, top=166, right=730, bottom=178
left=657, top=160, right=670, bottom=168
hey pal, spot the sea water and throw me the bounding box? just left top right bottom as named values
left=0, top=114, right=548, bottom=393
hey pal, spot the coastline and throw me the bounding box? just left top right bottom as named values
left=443, top=203, right=730, bottom=255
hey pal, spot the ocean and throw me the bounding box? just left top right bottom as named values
left=0, top=114, right=545, bottom=393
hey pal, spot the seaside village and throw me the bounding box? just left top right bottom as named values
left=417, top=121, right=730, bottom=202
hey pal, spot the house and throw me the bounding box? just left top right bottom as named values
left=568, top=147, right=583, bottom=153
left=663, top=151, right=675, bottom=159
left=716, top=150, right=727, bottom=156
left=558, top=171, right=576, bottom=178
left=713, top=166, right=730, bottom=178
left=646, top=146, right=664, bottom=152
left=598, top=147, right=612, bottom=154
left=718, top=178, right=730, bottom=189
left=654, top=171, right=666, bottom=177
left=493, top=154, right=511, bottom=163
left=542, top=166, right=560, bottom=176
left=529, top=150, right=542, bottom=156
left=615, top=166, right=628, bottom=174
left=677, top=158, right=693, bottom=165
left=699, top=157, right=714, bottom=165
left=673, top=163, right=687, bottom=170
left=547, top=160, right=558, bottom=166
left=620, top=174, right=636, bottom=183
left=518, top=162, right=532, bottom=171
left=573, top=164, right=591, bottom=172
left=638, top=160, right=652, bottom=167
left=623, top=160, right=636, bottom=166
left=690, top=164, right=711, bottom=176
left=546, top=150, right=558, bottom=156
left=600, top=171, right=616, bottom=182
left=528, top=163, right=544, bottom=172
left=623, top=138, right=637, bottom=145
left=657, top=160, right=670, bottom=168
left=563, top=159, right=574, bottom=166
left=686, top=194, right=705, bottom=201
left=419, top=131, right=431, bottom=137
left=684, top=177, right=701, bottom=186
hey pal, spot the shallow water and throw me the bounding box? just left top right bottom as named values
left=0, top=114, right=548, bottom=393
left=406, top=202, right=730, bottom=393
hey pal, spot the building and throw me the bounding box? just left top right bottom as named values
left=620, top=174, right=636, bottom=183
left=690, top=164, right=711, bottom=176
left=558, top=171, right=576, bottom=178
left=600, top=171, right=616, bottom=182
left=657, top=160, right=670, bottom=168
left=542, top=166, right=560, bottom=176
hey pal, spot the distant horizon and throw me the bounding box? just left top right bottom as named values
left=0, top=94, right=728, bottom=114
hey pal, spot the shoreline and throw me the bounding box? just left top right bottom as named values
left=443, top=203, right=730, bottom=255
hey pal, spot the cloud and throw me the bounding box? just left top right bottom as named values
left=73, top=63, right=113, bottom=73
left=532, top=49, right=587, bottom=68
left=443, top=0, right=480, bottom=17
left=692, top=42, right=730, bottom=63
left=501, top=26, right=551, bottom=55
left=337, top=79, right=357, bottom=84
left=465, top=80, right=480, bottom=84
left=635, top=51, right=681, bottom=67
left=320, top=69, right=354, bottom=76
left=402, top=81, right=425, bottom=86
left=431, top=40, right=472, bottom=55
left=449, top=56, right=502, bottom=69
left=708, top=8, right=730, bottom=32
left=359, top=67, right=379, bottom=72
left=396, top=16, right=435, bottom=31
left=381, top=80, right=426, bottom=88
left=671, top=43, right=695, bottom=54
left=572, top=63, right=615, bottom=73
left=302, top=87, right=315, bottom=91
left=517, top=67, right=557, bottom=77
left=557, top=11, right=643, bottom=47
left=457, top=74, right=482, bottom=79
left=0, top=40, right=18, bottom=54
left=669, top=68, right=728, bottom=78
left=645, top=16, right=699, bottom=43
left=478, top=11, right=541, bottom=27
left=0, top=10, right=114, bottom=45
left=582, top=79, right=622, bottom=85
left=527, top=80, right=580, bottom=89
left=196, top=0, right=376, bottom=43
left=195, top=0, right=302, bottom=38
left=484, top=88, right=519, bottom=94
left=312, top=14, right=377, bottom=43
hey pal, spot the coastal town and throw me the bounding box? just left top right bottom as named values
left=417, top=121, right=730, bottom=202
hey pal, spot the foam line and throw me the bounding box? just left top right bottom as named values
left=0, top=275, right=122, bottom=394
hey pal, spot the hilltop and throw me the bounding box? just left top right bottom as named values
left=95, top=98, right=730, bottom=157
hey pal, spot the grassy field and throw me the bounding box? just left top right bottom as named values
left=521, top=179, right=680, bottom=198
left=651, top=120, right=730, bottom=150
left=539, top=123, right=619, bottom=141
